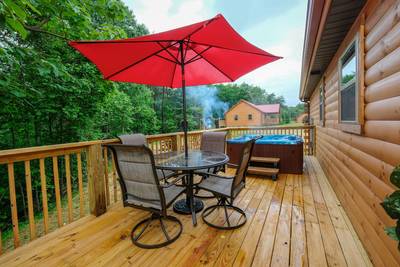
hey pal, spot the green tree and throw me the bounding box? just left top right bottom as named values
left=0, top=0, right=158, bottom=232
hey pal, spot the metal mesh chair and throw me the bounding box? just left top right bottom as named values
left=195, top=131, right=227, bottom=198
left=118, top=133, right=147, bottom=146
left=108, top=144, right=185, bottom=249
left=200, top=131, right=227, bottom=153
left=118, top=133, right=178, bottom=181
left=197, top=138, right=257, bottom=230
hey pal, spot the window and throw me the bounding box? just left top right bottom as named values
left=319, top=80, right=325, bottom=126
left=248, top=114, right=252, bottom=120
left=234, top=115, right=238, bottom=121
left=339, top=40, right=357, bottom=123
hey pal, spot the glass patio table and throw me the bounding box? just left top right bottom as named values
left=154, top=150, right=229, bottom=226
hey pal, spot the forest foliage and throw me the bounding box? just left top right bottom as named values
left=0, top=0, right=303, bottom=231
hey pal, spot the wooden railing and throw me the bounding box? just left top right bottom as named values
left=0, top=125, right=314, bottom=254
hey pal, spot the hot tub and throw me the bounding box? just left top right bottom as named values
left=226, top=134, right=303, bottom=174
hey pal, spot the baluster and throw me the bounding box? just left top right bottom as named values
left=65, top=154, right=73, bottom=223
left=52, top=156, right=62, bottom=227
left=103, top=149, right=110, bottom=206
left=8, top=163, right=20, bottom=248
left=77, top=153, right=85, bottom=217
left=111, top=152, right=118, bottom=202
left=24, top=161, right=36, bottom=239
left=39, top=158, right=49, bottom=233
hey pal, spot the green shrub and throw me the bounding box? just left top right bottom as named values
left=381, top=166, right=400, bottom=247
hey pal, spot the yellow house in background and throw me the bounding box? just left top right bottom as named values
left=223, top=99, right=280, bottom=127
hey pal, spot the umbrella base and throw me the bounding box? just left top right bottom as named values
left=173, top=198, right=204, bottom=214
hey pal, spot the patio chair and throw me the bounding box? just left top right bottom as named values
left=118, top=133, right=178, bottom=181
left=194, top=131, right=227, bottom=198
left=108, top=144, right=185, bottom=249
left=196, top=138, right=256, bottom=230
left=200, top=131, right=227, bottom=173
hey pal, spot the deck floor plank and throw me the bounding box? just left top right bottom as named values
left=0, top=156, right=372, bottom=267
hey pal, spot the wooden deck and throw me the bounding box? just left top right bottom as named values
left=0, top=156, right=372, bottom=266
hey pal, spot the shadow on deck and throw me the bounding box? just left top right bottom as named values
left=0, top=156, right=372, bottom=266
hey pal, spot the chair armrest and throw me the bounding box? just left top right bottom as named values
left=160, top=174, right=186, bottom=188
left=195, top=171, right=234, bottom=180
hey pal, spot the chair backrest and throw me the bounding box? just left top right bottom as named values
left=200, top=131, right=227, bottom=154
left=118, top=133, right=147, bottom=146
left=231, top=139, right=256, bottom=197
left=108, top=144, right=165, bottom=210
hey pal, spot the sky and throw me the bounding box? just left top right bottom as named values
left=122, top=0, right=308, bottom=106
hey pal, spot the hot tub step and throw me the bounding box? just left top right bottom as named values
left=251, top=157, right=280, bottom=164
left=247, top=166, right=279, bottom=180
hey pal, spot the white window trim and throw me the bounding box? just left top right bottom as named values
left=338, top=35, right=359, bottom=125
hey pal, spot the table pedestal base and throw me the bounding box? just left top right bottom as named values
left=173, top=198, right=204, bottom=214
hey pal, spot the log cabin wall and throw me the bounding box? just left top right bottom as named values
left=308, top=0, right=400, bottom=266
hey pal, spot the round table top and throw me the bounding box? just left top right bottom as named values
left=154, top=150, right=229, bottom=171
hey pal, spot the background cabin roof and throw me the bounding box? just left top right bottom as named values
left=226, top=99, right=280, bottom=114
left=299, top=0, right=366, bottom=101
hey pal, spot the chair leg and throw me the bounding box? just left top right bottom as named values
left=131, top=213, right=182, bottom=249
left=202, top=198, right=247, bottom=230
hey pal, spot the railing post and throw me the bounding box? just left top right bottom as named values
left=312, top=126, right=317, bottom=156
left=172, top=134, right=179, bottom=151
left=87, top=144, right=107, bottom=216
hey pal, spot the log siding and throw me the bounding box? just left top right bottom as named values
left=308, top=0, right=400, bottom=266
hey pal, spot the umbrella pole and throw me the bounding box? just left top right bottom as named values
left=180, top=41, right=189, bottom=158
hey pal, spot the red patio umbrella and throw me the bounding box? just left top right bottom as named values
left=69, top=14, right=281, bottom=156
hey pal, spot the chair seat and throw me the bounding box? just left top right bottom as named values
left=127, top=184, right=185, bottom=210
left=197, top=176, right=231, bottom=197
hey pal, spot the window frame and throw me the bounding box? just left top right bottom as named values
left=234, top=114, right=239, bottom=121
left=248, top=114, right=252, bottom=120
left=338, top=35, right=362, bottom=134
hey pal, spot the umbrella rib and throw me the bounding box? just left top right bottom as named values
left=104, top=41, right=180, bottom=80
left=71, top=39, right=179, bottom=44
left=170, top=62, right=178, bottom=88
left=190, top=46, right=234, bottom=81
left=71, top=15, right=220, bottom=46
left=183, top=38, right=191, bottom=61
left=181, top=15, right=220, bottom=41
left=185, top=46, right=212, bottom=64
left=157, top=42, right=180, bottom=63
left=156, top=54, right=178, bottom=64
left=189, top=40, right=282, bottom=59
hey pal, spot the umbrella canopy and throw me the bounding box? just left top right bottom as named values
left=69, top=14, right=281, bottom=155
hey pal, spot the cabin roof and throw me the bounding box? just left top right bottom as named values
left=226, top=99, right=280, bottom=114
left=299, top=0, right=366, bottom=101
